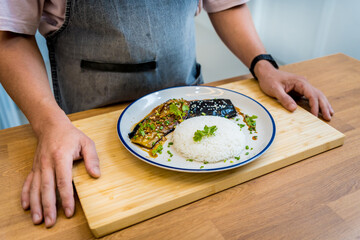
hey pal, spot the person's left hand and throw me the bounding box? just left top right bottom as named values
left=254, top=61, right=334, bottom=121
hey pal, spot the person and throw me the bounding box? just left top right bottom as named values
left=0, top=0, right=333, bottom=228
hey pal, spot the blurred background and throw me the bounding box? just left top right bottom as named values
left=1, top=0, right=359, bottom=129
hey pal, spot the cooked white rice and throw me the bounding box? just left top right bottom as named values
left=172, top=116, right=245, bottom=163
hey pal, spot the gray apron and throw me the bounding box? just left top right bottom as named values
left=46, top=0, right=203, bottom=114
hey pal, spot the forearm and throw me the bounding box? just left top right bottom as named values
left=208, top=4, right=272, bottom=76
left=0, top=31, right=69, bottom=135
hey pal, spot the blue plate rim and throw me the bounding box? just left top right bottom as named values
left=117, top=85, right=276, bottom=173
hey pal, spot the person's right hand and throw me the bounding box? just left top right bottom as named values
left=20, top=119, right=101, bottom=228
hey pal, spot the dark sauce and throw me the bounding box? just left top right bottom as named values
left=140, top=139, right=167, bottom=158
left=235, top=107, right=258, bottom=134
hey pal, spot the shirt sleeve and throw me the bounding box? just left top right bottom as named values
left=203, top=0, right=250, bottom=13
left=0, top=0, right=44, bottom=35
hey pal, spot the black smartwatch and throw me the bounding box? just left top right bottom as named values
left=249, top=54, right=279, bottom=80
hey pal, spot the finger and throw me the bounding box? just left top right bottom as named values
left=329, top=103, right=334, bottom=116
left=41, top=163, right=57, bottom=228
left=81, top=139, right=101, bottom=178
left=30, top=170, right=43, bottom=225
left=319, top=94, right=331, bottom=121
left=21, top=171, right=34, bottom=210
left=274, top=87, right=297, bottom=112
left=55, top=156, right=75, bottom=218
left=296, top=82, right=319, bottom=117
left=308, top=94, right=319, bottom=117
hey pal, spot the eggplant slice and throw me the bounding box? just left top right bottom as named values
left=187, top=99, right=237, bottom=118
left=128, top=98, right=237, bottom=149
left=128, top=99, right=190, bottom=149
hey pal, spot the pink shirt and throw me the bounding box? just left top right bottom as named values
left=0, top=0, right=248, bottom=36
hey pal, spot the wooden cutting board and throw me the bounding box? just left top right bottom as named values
left=72, top=79, right=344, bottom=237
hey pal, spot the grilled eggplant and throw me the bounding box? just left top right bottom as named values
left=129, top=98, right=237, bottom=149
left=128, top=99, right=190, bottom=149
left=188, top=99, right=237, bottom=118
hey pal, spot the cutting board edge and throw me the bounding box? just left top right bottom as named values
left=87, top=133, right=345, bottom=237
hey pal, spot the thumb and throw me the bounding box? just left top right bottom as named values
left=81, top=139, right=101, bottom=178
left=275, top=87, right=297, bottom=112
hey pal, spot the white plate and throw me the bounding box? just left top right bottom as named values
left=117, top=86, right=275, bottom=173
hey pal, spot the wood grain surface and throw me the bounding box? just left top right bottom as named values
left=71, top=79, right=344, bottom=237
left=0, top=53, right=359, bottom=240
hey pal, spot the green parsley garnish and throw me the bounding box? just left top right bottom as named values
left=182, top=104, right=189, bottom=112
left=169, top=103, right=187, bottom=120
left=200, top=166, right=204, bottom=169
left=159, top=126, right=163, bottom=130
left=167, top=150, right=173, bottom=157
left=168, top=159, right=171, bottom=162
left=186, top=159, right=193, bottom=162
left=169, top=103, right=181, bottom=116
left=167, top=142, right=173, bottom=147
left=201, top=112, right=206, bottom=116
left=235, top=156, right=240, bottom=160
left=245, top=145, right=249, bottom=150
left=204, top=161, right=209, bottom=164
left=152, top=144, right=163, bottom=156
left=193, top=125, right=217, bottom=142
left=140, top=130, right=145, bottom=136
left=244, top=115, right=257, bottom=131
left=245, top=152, right=249, bottom=155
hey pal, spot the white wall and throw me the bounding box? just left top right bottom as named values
left=249, top=0, right=360, bottom=64
left=195, top=11, right=250, bottom=83
left=195, top=0, right=360, bottom=81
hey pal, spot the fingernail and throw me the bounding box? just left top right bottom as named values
left=32, top=213, right=41, bottom=223
left=22, top=201, right=27, bottom=209
left=65, top=208, right=73, bottom=218
left=93, top=166, right=101, bottom=176
left=290, top=103, right=296, bottom=110
left=45, top=216, right=52, bottom=227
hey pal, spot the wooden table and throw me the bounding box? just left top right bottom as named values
left=1, top=53, right=359, bottom=240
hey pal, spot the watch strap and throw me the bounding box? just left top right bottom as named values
left=249, top=54, right=279, bottom=80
